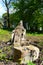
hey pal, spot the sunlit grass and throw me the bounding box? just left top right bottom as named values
left=0, top=29, right=11, bottom=41
left=0, top=29, right=43, bottom=41
left=27, top=61, right=36, bottom=65
left=26, top=33, right=43, bottom=36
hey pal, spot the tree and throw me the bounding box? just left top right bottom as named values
left=12, top=0, right=43, bottom=32
left=2, top=12, right=19, bottom=28
left=2, top=0, right=12, bottom=28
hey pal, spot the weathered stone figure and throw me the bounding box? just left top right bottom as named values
left=11, top=20, right=40, bottom=64
left=11, top=20, right=26, bottom=47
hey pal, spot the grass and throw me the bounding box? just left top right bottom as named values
left=0, top=29, right=43, bottom=42
left=26, top=32, right=43, bottom=36
left=27, top=61, right=36, bottom=65
left=0, top=29, right=11, bottom=41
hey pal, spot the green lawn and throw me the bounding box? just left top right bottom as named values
left=26, top=33, right=43, bottom=43
left=26, top=33, right=43, bottom=36
left=0, top=29, right=11, bottom=41
left=0, top=29, right=43, bottom=42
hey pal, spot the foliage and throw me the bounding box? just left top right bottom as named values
left=0, top=23, right=2, bottom=27
left=27, top=61, right=36, bottom=65
left=2, top=13, right=19, bottom=28
left=12, top=0, right=43, bottom=32
left=2, top=0, right=43, bottom=32
left=0, top=44, right=14, bottom=61
left=0, top=53, right=7, bottom=60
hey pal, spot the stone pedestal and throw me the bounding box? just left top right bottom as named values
left=14, top=45, right=40, bottom=64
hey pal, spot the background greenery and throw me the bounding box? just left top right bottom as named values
left=0, top=0, right=42, bottom=33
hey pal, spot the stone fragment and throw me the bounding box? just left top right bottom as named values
left=40, top=61, right=43, bottom=65
left=0, top=62, right=4, bottom=65
left=14, top=45, right=40, bottom=64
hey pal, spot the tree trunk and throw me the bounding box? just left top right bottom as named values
left=5, top=0, right=10, bottom=28
left=7, top=6, right=10, bottom=28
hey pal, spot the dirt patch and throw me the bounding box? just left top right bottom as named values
left=26, top=36, right=43, bottom=42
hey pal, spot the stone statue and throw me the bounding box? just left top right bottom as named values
left=11, top=20, right=26, bottom=47
left=19, top=20, right=23, bottom=26
left=11, top=20, right=40, bottom=64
